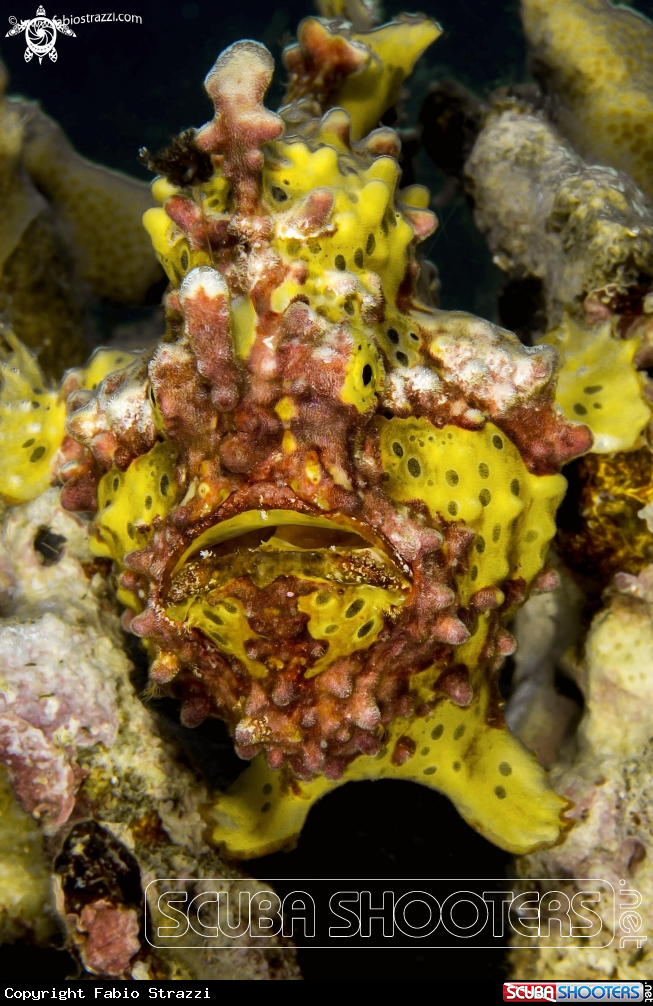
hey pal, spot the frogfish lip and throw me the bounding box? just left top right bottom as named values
left=164, top=509, right=412, bottom=679
left=168, top=508, right=411, bottom=596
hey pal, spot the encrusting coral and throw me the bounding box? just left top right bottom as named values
left=521, top=0, right=653, bottom=202
left=0, top=8, right=599, bottom=863
left=0, top=56, right=163, bottom=378
left=508, top=571, right=653, bottom=981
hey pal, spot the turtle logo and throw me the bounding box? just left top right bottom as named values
left=6, top=6, right=76, bottom=64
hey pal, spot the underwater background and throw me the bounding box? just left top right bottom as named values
left=2, top=0, right=653, bottom=982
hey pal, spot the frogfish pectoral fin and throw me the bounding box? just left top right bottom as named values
left=206, top=690, right=570, bottom=860
left=205, top=755, right=336, bottom=860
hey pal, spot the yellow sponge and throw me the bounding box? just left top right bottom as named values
left=0, top=329, right=66, bottom=504
left=0, top=336, right=139, bottom=506
left=540, top=315, right=650, bottom=453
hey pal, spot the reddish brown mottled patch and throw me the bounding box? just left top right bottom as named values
left=76, top=900, right=140, bottom=977
left=284, top=18, right=369, bottom=111
left=0, top=712, right=77, bottom=829
left=392, top=734, right=417, bottom=766
left=436, top=665, right=473, bottom=707
left=196, top=42, right=283, bottom=214
left=532, top=566, right=560, bottom=593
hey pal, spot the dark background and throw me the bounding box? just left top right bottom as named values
left=2, top=0, right=653, bottom=983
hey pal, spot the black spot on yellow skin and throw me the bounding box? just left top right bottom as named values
left=396, top=351, right=409, bottom=366
left=454, top=724, right=465, bottom=740
left=335, top=254, right=346, bottom=271
left=584, top=385, right=603, bottom=394
left=447, top=501, right=458, bottom=516
left=420, top=747, right=430, bottom=756
left=475, top=536, right=485, bottom=553
left=478, top=462, right=489, bottom=478
left=262, top=783, right=273, bottom=794
left=499, top=762, right=512, bottom=776
left=354, top=248, right=364, bottom=268
left=431, top=724, right=444, bottom=740
left=22, top=438, right=35, bottom=448
left=492, top=523, right=501, bottom=542
left=127, top=523, right=135, bottom=540
left=445, top=470, right=459, bottom=486
left=479, top=488, right=491, bottom=507
left=325, top=624, right=338, bottom=633
left=366, top=233, right=376, bottom=255
left=407, top=457, right=421, bottom=477
left=573, top=403, right=588, bottom=415
left=160, top=473, right=170, bottom=495
left=452, top=761, right=461, bottom=772
left=423, top=766, right=436, bottom=775
left=492, top=435, right=503, bottom=450
left=270, top=185, right=288, bottom=202
left=392, top=441, right=404, bottom=457
left=345, top=599, right=364, bottom=618
left=30, top=446, right=46, bottom=463
left=510, top=479, right=520, bottom=496
left=357, top=619, right=374, bottom=638
left=204, top=609, right=224, bottom=625
left=145, top=495, right=153, bottom=510
left=222, top=601, right=237, bottom=613
left=180, top=249, right=189, bottom=271
left=261, top=802, right=272, bottom=813
left=470, top=565, right=478, bottom=580
left=113, top=477, right=120, bottom=492
left=387, top=328, right=399, bottom=344
left=362, top=364, right=373, bottom=386
left=316, top=592, right=330, bottom=605
left=495, top=786, right=507, bottom=799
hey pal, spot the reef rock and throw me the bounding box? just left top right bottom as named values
left=0, top=488, right=299, bottom=979
left=464, top=105, right=653, bottom=335
left=509, top=577, right=653, bottom=980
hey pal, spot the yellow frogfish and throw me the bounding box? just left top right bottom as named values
left=0, top=16, right=592, bottom=858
